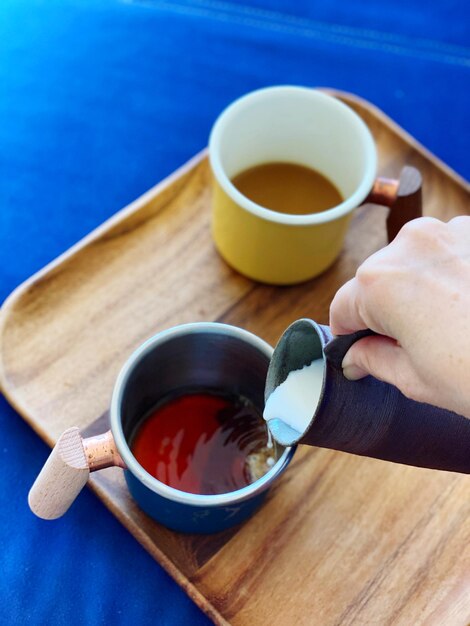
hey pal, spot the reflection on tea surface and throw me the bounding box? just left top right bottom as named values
left=131, top=390, right=277, bottom=495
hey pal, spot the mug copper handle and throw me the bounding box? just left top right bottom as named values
left=367, top=165, right=422, bottom=241
left=28, top=428, right=126, bottom=520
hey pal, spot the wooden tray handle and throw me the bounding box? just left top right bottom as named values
left=367, top=165, right=422, bottom=241
left=28, top=427, right=125, bottom=520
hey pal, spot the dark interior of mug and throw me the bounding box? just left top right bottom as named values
left=266, top=319, right=323, bottom=394
left=119, top=330, right=285, bottom=472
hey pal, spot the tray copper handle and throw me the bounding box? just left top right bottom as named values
left=367, top=165, right=422, bottom=241
left=28, top=428, right=125, bottom=520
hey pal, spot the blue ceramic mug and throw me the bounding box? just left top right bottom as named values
left=28, top=323, right=295, bottom=533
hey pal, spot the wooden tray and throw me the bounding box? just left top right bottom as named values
left=1, top=90, right=469, bottom=625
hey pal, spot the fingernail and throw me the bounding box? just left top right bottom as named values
left=342, top=364, right=368, bottom=381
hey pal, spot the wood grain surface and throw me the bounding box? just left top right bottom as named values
left=1, top=91, right=469, bottom=625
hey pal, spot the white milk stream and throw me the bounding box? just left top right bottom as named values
left=263, top=359, right=324, bottom=435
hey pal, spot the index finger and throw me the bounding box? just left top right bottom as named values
left=329, top=277, right=369, bottom=335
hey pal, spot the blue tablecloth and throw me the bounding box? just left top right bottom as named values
left=1, top=1, right=468, bottom=623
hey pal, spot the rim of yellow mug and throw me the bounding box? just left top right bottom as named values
left=209, top=85, right=377, bottom=226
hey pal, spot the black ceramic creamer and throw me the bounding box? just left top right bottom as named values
left=266, top=319, right=470, bottom=474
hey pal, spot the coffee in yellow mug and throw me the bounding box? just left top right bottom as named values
left=209, top=86, right=420, bottom=285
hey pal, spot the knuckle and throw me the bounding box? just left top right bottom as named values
left=449, top=215, right=470, bottom=232
left=449, top=215, right=468, bottom=225
left=355, top=256, right=389, bottom=304
left=398, top=217, right=442, bottom=239
left=355, top=255, right=383, bottom=287
left=397, top=217, right=449, bottom=250
left=355, top=262, right=375, bottom=286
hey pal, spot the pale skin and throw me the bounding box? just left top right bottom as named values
left=329, top=216, right=470, bottom=419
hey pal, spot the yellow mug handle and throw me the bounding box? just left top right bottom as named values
left=367, top=165, right=422, bottom=242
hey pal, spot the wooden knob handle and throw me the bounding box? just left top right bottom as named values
left=28, top=428, right=126, bottom=520
left=367, top=165, right=423, bottom=242
left=28, top=427, right=89, bottom=520
left=387, top=165, right=422, bottom=242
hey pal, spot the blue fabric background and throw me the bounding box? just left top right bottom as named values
left=1, top=1, right=468, bottom=624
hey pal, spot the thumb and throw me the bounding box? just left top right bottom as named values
left=341, top=335, right=409, bottom=390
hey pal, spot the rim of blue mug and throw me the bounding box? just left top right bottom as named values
left=110, top=322, right=296, bottom=507
left=209, top=85, right=377, bottom=226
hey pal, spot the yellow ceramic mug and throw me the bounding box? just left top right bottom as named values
left=209, top=86, right=377, bottom=285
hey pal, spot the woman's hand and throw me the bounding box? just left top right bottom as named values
left=329, top=216, right=470, bottom=418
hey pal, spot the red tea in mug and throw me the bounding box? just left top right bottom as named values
left=131, top=390, right=276, bottom=495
